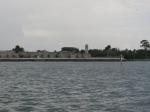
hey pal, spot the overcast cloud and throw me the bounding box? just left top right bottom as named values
left=0, top=0, right=150, bottom=51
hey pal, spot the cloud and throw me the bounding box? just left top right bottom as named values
left=0, top=0, right=150, bottom=51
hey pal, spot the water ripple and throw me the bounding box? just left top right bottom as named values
left=0, top=62, right=150, bottom=112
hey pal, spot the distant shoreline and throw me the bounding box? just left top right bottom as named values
left=0, top=58, right=125, bottom=62
left=127, top=59, right=150, bottom=61
left=0, top=58, right=150, bottom=62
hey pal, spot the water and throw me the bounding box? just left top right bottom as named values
left=0, top=62, right=150, bottom=112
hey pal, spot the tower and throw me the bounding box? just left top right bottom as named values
left=85, top=44, right=89, bottom=54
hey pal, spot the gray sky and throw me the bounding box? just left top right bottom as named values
left=0, top=0, right=150, bottom=51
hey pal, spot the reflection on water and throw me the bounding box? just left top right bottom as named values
left=0, top=62, right=150, bottom=112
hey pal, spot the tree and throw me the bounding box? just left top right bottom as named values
left=104, top=45, right=111, bottom=56
left=104, top=45, right=111, bottom=51
left=80, top=49, right=85, bottom=53
left=89, top=49, right=103, bottom=57
left=140, top=40, right=150, bottom=58
left=12, top=45, right=24, bottom=53
left=140, top=40, right=150, bottom=50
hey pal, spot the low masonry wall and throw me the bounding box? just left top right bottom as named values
left=0, top=58, right=125, bottom=62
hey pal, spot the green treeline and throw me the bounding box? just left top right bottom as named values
left=85, top=40, right=150, bottom=59
left=12, top=40, right=150, bottom=60
left=88, top=48, right=150, bottom=59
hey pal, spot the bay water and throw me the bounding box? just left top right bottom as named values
left=0, top=62, right=150, bottom=112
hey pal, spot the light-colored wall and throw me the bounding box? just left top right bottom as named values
left=0, top=51, right=91, bottom=58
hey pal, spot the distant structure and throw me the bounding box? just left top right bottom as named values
left=85, top=44, right=89, bottom=54
left=84, top=44, right=91, bottom=58
left=0, top=44, right=91, bottom=59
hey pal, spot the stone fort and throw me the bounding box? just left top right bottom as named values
left=0, top=44, right=91, bottom=58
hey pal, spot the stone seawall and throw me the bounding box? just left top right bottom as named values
left=0, top=58, right=125, bottom=62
